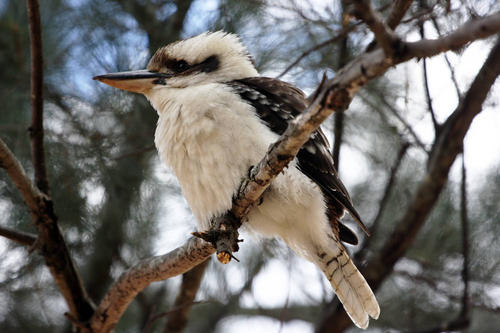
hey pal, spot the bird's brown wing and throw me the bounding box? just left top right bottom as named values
left=228, top=77, right=368, bottom=244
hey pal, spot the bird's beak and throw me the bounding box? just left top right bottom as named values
left=93, top=70, right=172, bottom=93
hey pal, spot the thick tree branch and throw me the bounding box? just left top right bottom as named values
left=27, top=0, right=49, bottom=194
left=317, top=36, right=500, bottom=333
left=90, top=237, right=214, bottom=333
left=0, top=2, right=96, bottom=326
left=90, top=13, right=500, bottom=333
left=0, top=137, right=95, bottom=324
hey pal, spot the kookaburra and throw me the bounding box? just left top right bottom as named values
left=94, top=31, right=379, bottom=329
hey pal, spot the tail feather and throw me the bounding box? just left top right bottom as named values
left=319, top=244, right=380, bottom=329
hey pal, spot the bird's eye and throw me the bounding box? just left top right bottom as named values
left=174, top=60, right=189, bottom=73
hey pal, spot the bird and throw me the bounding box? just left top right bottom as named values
left=94, top=31, right=379, bottom=329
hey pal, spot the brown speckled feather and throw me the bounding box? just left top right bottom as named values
left=228, top=77, right=368, bottom=244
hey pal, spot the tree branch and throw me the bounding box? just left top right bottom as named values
left=332, top=0, right=350, bottom=170
left=352, top=0, right=400, bottom=57
left=377, top=93, right=428, bottom=152
left=163, top=259, right=209, bottom=333
left=430, top=15, right=463, bottom=100
left=459, top=154, right=470, bottom=319
left=276, top=23, right=358, bottom=79
left=317, top=35, right=500, bottom=333
left=89, top=13, right=500, bottom=333
left=0, top=138, right=95, bottom=324
left=0, top=225, right=37, bottom=246
left=356, top=140, right=410, bottom=261
left=0, top=137, right=44, bottom=212
left=26, top=0, right=49, bottom=194
left=90, top=237, right=214, bottom=333
left=386, top=0, right=414, bottom=29
left=416, top=155, right=472, bottom=333
left=419, top=12, right=440, bottom=133
left=0, top=2, right=96, bottom=326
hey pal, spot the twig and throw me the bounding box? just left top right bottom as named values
left=377, top=93, right=428, bottom=152
left=90, top=14, right=500, bottom=333
left=419, top=7, right=440, bottom=133
left=356, top=141, right=410, bottom=261
left=142, top=301, right=208, bottom=333
left=163, top=259, right=209, bottom=333
left=459, top=153, right=470, bottom=319
left=430, top=16, right=463, bottom=100
left=0, top=225, right=37, bottom=246
left=421, top=56, right=440, bottom=133
left=275, top=23, right=358, bottom=79
left=26, top=0, right=49, bottom=194
left=351, top=0, right=400, bottom=57
left=114, top=144, right=156, bottom=160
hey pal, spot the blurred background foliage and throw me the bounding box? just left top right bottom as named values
left=0, top=0, right=499, bottom=332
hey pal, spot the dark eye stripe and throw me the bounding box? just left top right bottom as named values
left=162, top=58, right=191, bottom=73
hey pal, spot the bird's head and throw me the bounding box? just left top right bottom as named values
left=94, top=31, right=258, bottom=95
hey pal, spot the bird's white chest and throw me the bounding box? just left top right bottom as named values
left=149, top=84, right=278, bottom=229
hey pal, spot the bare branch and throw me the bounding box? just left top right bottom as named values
left=275, top=23, right=357, bottom=79
left=0, top=137, right=95, bottom=324
left=357, top=141, right=410, bottom=261
left=90, top=237, right=214, bottom=333
left=419, top=13, right=440, bottom=133
left=412, top=154, right=472, bottom=333
left=0, top=137, right=43, bottom=212
left=386, top=0, right=415, bottom=29
left=377, top=93, right=428, bottom=152
left=26, top=0, right=49, bottom=194
left=430, top=16, right=463, bottom=100
left=403, top=12, right=500, bottom=59
left=163, top=260, right=209, bottom=333
left=421, top=55, right=440, bottom=132
left=0, top=2, right=97, bottom=324
left=0, top=225, right=37, bottom=246
left=459, top=154, right=470, bottom=319
left=317, top=36, right=500, bottom=333
left=375, top=32, right=499, bottom=309
left=332, top=1, right=351, bottom=170
left=351, top=0, right=400, bottom=56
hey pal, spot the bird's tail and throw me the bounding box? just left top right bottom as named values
left=316, top=240, right=380, bottom=329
